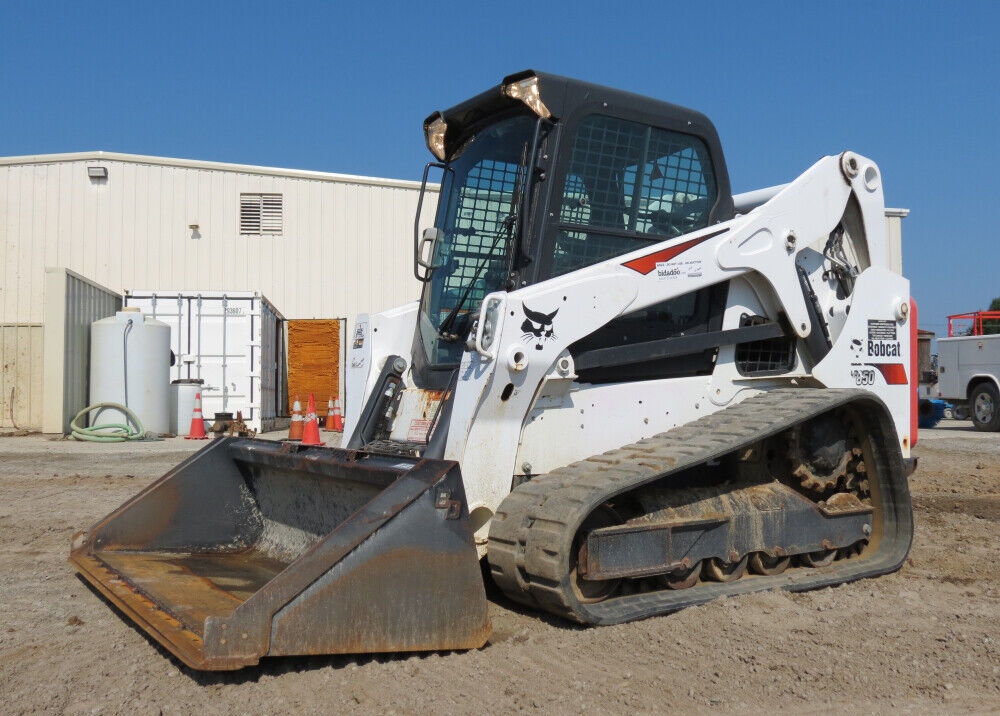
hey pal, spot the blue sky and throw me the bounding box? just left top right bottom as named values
left=2, top=1, right=997, bottom=336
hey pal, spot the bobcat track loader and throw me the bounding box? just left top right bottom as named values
left=71, top=71, right=915, bottom=670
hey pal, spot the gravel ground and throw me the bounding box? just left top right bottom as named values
left=1, top=421, right=998, bottom=715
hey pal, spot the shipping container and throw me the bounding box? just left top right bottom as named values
left=124, top=291, right=286, bottom=433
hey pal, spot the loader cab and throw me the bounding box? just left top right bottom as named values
left=412, top=70, right=734, bottom=388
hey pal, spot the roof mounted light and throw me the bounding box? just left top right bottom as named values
left=424, top=112, right=448, bottom=161
left=502, top=75, right=551, bottom=119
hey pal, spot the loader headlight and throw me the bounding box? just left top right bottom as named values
left=424, top=112, right=448, bottom=161
left=502, top=75, right=552, bottom=119
left=473, top=296, right=504, bottom=359
left=480, top=297, right=503, bottom=351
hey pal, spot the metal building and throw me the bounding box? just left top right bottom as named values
left=1, top=151, right=436, bottom=431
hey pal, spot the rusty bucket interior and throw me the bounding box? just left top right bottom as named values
left=70, top=438, right=490, bottom=670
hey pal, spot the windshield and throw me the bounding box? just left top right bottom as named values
left=418, top=113, right=537, bottom=367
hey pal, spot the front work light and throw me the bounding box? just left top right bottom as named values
left=424, top=113, right=448, bottom=161
left=502, top=75, right=551, bottom=119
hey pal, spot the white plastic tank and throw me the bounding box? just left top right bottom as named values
left=90, top=308, right=171, bottom=435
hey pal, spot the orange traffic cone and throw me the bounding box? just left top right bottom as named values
left=184, top=392, right=209, bottom=440
left=325, top=396, right=344, bottom=432
left=324, top=396, right=336, bottom=431
left=287, top=396, right=304, bottom=440
left=301, top=394, right=325, bottom=446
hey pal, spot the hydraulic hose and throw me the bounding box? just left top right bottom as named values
left=70, top=402, right=150, bottom=442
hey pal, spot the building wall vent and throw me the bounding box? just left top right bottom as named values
left=240, top=193, right=283, bottom=235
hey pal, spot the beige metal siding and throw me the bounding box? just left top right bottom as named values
left=884, top=209, right=908, bottom=275
left=0, top=155, right=434, bottom=331
left=0, top=325, right=43, bottom=429
left=1, top=162, right=47, bottom=428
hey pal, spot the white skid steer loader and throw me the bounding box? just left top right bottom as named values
left=72, top=71, right=915, bottom=670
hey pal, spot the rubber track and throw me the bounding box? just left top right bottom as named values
left=487, top=388, right=913, bottom=625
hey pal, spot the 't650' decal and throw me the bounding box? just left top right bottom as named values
left=850, top=362, right=908, bottom=386
left=851, top=367, right=876, bottom=386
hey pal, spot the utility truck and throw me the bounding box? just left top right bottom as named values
left=936, top=311, right=1000, bottom=430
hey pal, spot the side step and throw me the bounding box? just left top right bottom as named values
left=70, top=439, right=490, bottom=670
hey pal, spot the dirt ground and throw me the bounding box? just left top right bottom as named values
left=2, top=423, right=998, bottom=715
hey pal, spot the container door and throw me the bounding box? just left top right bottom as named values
left=287, top=319, right=343, bottom=416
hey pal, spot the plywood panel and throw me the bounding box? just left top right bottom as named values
left=286, top=319, right=341, bottom=416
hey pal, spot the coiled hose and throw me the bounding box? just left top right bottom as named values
left=70, top=402, right=150, bottom=442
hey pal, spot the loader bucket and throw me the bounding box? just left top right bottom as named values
left=69, top=438, right=491, bottom=671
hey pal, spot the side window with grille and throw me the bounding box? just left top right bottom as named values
left=553, top=115, right=726, bottom=383
left=550, top=115, right=716, bottom=277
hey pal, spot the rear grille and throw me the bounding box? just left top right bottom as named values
left=735, top=314, right=796, bottom=376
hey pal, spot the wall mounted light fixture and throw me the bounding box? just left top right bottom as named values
left=87, top=166, right=108, bottom=180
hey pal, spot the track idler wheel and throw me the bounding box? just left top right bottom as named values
left=571, top=506, right=623, bottom=604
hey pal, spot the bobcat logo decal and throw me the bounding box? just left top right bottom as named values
left=521, top=305, right=558, bottom=350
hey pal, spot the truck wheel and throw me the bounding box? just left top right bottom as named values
left=970, top=383, right=1000, bottom=431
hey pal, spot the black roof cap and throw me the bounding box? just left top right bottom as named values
left=428, top=69, right=719, bottom=149
left=424, top=70, right=733, bottom=220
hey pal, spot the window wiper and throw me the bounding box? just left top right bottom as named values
left=438, top=214, right=515, bottom=342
